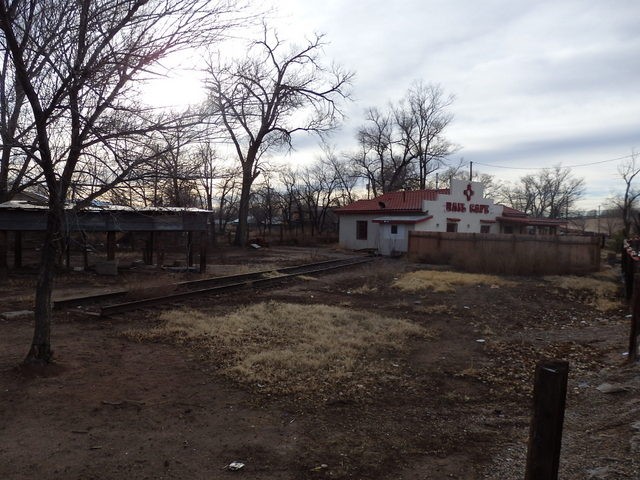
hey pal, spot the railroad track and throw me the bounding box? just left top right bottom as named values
left=55, top=257, right=373, bottom=317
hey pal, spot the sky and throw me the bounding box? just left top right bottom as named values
left=146, top=0, right=640, bottom=212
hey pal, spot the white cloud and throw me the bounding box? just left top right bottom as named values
left=198, top=0, right=640, bottom=209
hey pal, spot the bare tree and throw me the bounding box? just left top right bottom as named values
left=353, top=82, right=455, bottom=194
left=213, top=165, right=241, bottom=235
left=0, top=17, right=44, bottom=202
left=320, top=143, right=358, bottom=206
left=498, top=166, right=585, bottom=218
left=0, top=0, right=241, bottom=364
left=399, top=82, right=455, bottom=189
left=204, top=26, right=352, bottom=246
left=610, top=150, right=640, bottom=237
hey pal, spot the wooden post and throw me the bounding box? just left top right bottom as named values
left=106, top=231, right=116, bottom=261
left=629, top=273, right=640, bottom=362
left=199, top=231, right=207, bottom=274
left=81, top=231, right=89, bottom=270
left=525, top=359, right=569, bottom=480
left=65, top=234, right=71, bottom=269
left=156, top=232, right=164, bottom=268
left=187, top=231, right=194, bottom=267
left=144, top=231, right=154, bottom=265
left=0, top=230, right=7, bottom=278
left=13, top=231, right=22, bottom=268
left=624, top=250, right=635, bottom=301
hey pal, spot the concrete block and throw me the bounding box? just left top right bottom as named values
left=95, top=260, right=119, bottom=276
left=1, top=310, right=34, bottom=320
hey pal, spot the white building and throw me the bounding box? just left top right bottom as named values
left=335, top=179, right=565, bottom=255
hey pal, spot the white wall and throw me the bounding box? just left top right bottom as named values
left=420, top=179, right=503, bottom=234
left=338, top=214, right=381, bottom=250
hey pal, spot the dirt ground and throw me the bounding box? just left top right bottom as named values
left=0, top=245, right=638, bottom=479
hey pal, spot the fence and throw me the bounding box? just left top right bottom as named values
left=407, top=232, right=601, bottom=275
left=622, top=238, right=640, bottom=362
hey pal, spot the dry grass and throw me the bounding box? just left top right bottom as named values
left=125, top=301, right=429, bottom=397
left=350, top=284, right=378, bottom=294
left=414, top=304, right=455, bottom=315
left=543, top=274, right=621, bottom=311
left=393, top=270, right=515, bottom=293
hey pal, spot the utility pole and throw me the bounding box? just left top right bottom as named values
left=469, top=161, right=473, bottom=181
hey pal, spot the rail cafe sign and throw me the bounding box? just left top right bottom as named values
left=444, top=183, right=489, bottom=214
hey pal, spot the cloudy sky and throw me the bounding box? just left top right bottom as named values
left=149, top=0, right=640, bottom=211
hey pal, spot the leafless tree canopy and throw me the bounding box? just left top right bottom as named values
left=353, top=81, right=455, bottom=196
left=204, top=26, right=353, bottom=245
left=608, top=150, right=640, bottom=237
left=497, top=166, right=585, bottom=218
left=0, top=0, right=242, bottom=363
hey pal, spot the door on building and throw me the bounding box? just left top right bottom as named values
left=378, top=223, right=408, bottom=255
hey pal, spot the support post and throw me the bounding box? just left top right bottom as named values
left=187, top=231, right=194, bottom=267
left=629, top=273, right=640, bottom=362
left=106, top=231, right=116, bottom=261
left=143, top=231, right=154, bottom=265
left=156, top=232, right=164, bottom=268
left=0, top=230, right=7, bottom=278
left=199, top=231, right=207, bottom=274
left=13, top=231, right=22, bottom=268
left=82, top=231, right=89, bottom=270
left=65, top=234, right=71, bottom=269
left=525, top=359, right=569, bottom=480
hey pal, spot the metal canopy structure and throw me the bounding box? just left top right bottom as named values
left=0, top=201, right=210, bottom=232
left=0, top=201, right=212, bottom=273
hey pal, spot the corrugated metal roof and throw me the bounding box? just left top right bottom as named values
left=0, top=200, right=212, bottom=214
left=335, top=189, right=448, bottom=214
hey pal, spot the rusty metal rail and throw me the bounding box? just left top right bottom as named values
left=53, top=289, right=129, bottom=309
left=99, top=257, right=373, bottom=317
left=175, top=257, right=359, bottom=290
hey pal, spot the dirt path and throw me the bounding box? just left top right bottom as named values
left=1, top=251, right=638, bottom=479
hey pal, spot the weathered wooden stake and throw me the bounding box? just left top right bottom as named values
left=629, top=274, right=640, bottom=362
left=524, top=359, right=569, bottom=480
left=624, top=246, right=635, bottom=300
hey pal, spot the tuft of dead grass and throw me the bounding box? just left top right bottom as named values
left=393, top=270, right=515, bottom=293
left=125, top=302, right=429, bottom=397
left=543, top=274, right=621, bottom=311
left=351, top=284, right=378, bottom=294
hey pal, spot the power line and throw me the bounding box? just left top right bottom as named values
left=472, top=152, right=635, bottom=171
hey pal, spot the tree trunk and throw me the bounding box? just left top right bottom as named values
left=25, top=207, right=60, bottom=364
left=234, top=168, right=253, bottom=247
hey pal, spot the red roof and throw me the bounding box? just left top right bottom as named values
left=497, top=216, right=567, bottom=226
left=497, top=205, right=566, bottom=226
left=335, top=189, right=448, bottom=214
left=500, top=205, right=528, bottom=217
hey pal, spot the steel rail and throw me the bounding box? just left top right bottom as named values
left=176, top=257, right=361, bottom=290
left=99, top=257, right=372, bottom=317
left=53, top=289, right=128, bottom=309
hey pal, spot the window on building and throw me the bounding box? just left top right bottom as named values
left=390, top=224, right=398, bottom=234
left=503, top=225, right=513, bottom=234
left=480, top=225, right=491, bottom=234
left=356, top=221, right=368, bottom=240
left=446, top=222, right=458, bottom=233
